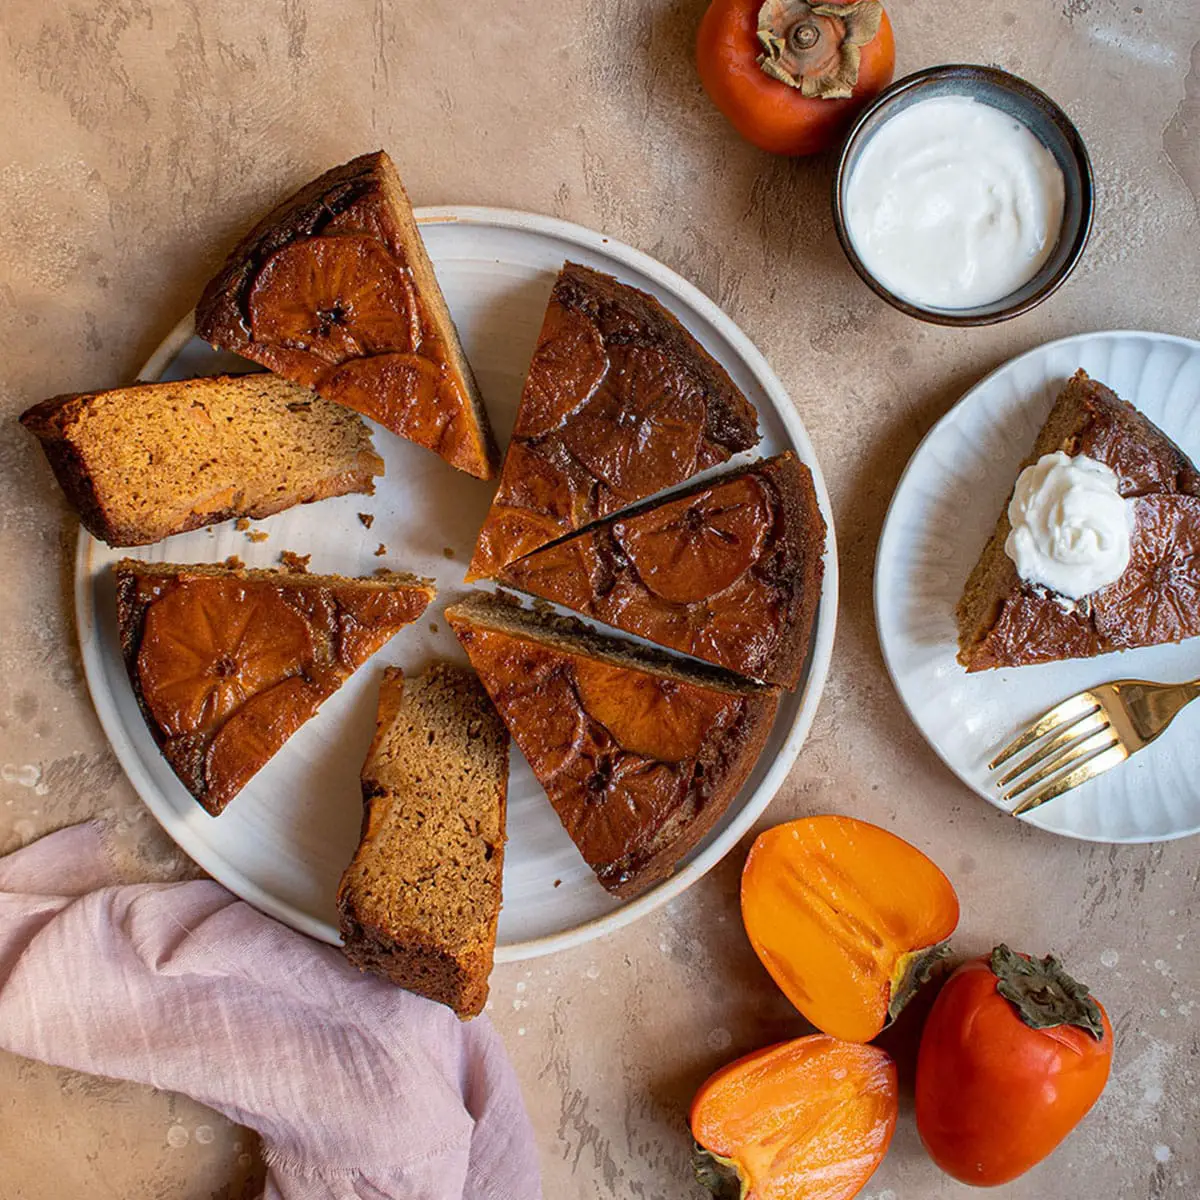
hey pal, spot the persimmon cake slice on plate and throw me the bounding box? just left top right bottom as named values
left=446, top=593, right=780, bottom=899
left=957, top=370, right=1200, bottom=671
left=466, top=262, right=760, bottom=580
left=338, top=664, right=508, bottom=1019
left=195, top=151, right=499, bottom=479
left=115, top=560, right=435, bottom=814
left=495, top=452, right=825, bottom=688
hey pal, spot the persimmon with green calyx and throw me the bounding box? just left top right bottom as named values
left=741, top=815, right=959, bottom=1042
left=690, top=1035, right=897, bottom=1200
left=916, top=945, right=1114, bottom=1187
left=696, top=0, right=895, bottom=156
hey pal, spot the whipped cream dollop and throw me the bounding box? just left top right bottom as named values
left=1004, top=452, right=1133, bottom=600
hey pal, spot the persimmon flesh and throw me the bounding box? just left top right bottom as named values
left=690, top=1035, right=897, bottom=1200
left=741, top=816, right=959, bottom=1042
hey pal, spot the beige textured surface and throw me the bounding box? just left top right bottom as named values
left=1, top=1, right=1198, bottom=1197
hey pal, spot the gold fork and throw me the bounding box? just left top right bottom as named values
left=989, top=677, right=1200, bottom=815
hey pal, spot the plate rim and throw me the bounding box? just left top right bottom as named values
left=75, top=204, right=840, bottom=958
left=874, top=327, right=1200, bottom=844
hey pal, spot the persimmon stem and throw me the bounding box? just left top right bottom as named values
left=991, top=944, right=1106, bottom=1040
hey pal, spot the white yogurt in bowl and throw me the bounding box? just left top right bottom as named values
left=843, top=95, right=1066, bottom=310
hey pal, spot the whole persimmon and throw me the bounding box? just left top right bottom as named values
left=916, top=945, right=1114, bottom=1186
left=696, top=0, right=895, bottom=155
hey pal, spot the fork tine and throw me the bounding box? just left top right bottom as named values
left=989, top=694, right=1101, bottom=770
left=1002, top=727, right=1119, bottom=802
left=996, top=710, right=1110, bottom=787
left=1011, top=744, right=1130, bottom=815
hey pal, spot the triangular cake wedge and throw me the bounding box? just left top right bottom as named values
left=337, top=664, right=509, bottom=1019
left=115, top=560, right=435, bottom=814
left=446, top=593, right=780, bottom=899
left=195, top=150, right=499, bottom=480
left=20, top=373, right=382, bottom=547
left=957, top=370, right=1200, bottom=671
left=466, top=262, right=760, bottom=580
left=495, top=452, right=825, bottom=688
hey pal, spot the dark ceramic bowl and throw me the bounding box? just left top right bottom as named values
left=832, top=65, right=1095, bottom=327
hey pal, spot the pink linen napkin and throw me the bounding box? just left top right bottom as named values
left=0, top=822, right=541, bottom=1200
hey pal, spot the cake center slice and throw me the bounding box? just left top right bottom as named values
left=337, top=664, right=509, bottom=1020
left=115, top=560, right=435, bottom=814
left=494, top=451, right=826, bottom=688
left=446, top=593, right=780, bottom=899
left=195, top=150, right=499, bottom=480
left=466, top=261, right=760, bottom=581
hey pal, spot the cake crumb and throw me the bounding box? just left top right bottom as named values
left=373, top=567, right=393, bottom=577
left=358, top=513, right=375, bottom=529
left=553, top=879, right=562, bottom=888
left=235, top=517, right=250, bottom=531
left=429, top=622, right=439, bottom=633
left=279, top=551, right=311, bottom=573
left=246, top=530, right=269, bottom=543
left=442, top=547, right=455, bottom=559
left=223, top=555, right=245, bottom=569
left=374, top=543, right=387, bottom=557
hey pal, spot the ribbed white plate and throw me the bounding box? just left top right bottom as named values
left=877, top=330, right=1200, bottom=842
left=75, top=207, right=837, bottom=958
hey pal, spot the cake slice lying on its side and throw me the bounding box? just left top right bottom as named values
left=957, top=370, right=1200, bottom=671
left=337, top=664, right=509, bottom=1019
left=115, top=560, right=435, bottom=814
left=466, top=261, right=760, bottom=581
left=495, top=452, right=826, bottom=689
left=195, top=150, right=499, bottom=480
left=446, top=593, right=780, bottom=899
left=19, top=373, right=382, bottom=547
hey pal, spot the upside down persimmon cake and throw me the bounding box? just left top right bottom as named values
left=446, top=593, right=780, bottom=898
left=115, top=560, right=434, bottom=814
left=496, top=451, right=826, bottom=688
left=195, top=151, right=499, bottom=479
left=957, top=370, right=1200, bottom=671
left=466, top=261, right=760, bottom=580
left=338, top=664, right=509, bottom=1019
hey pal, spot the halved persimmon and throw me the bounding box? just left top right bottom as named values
left=690, top=1035, right=897, bottom=1200
left=741, top=815, right=959, bottom=1042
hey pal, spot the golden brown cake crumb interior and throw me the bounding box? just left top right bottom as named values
left=19, top=373, right=382, bottom=547
left=337, top=664, right=509, bottom=1019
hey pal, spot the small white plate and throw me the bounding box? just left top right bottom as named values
left=76, top=207, right=837, bottom=958
left=876, top=330, right=1200, bottom=843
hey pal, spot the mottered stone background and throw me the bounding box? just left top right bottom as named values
left=1, top=1, right=1198, bottom=1197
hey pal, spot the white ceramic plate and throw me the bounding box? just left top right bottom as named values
left=877, top=330, right=1200, bottom=843
left=76, top=207, right=837, bottom=958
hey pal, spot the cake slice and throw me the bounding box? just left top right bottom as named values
left=495, top=452, right=825, bottom=688
left=115, top=560, right=435, bottom=814
left=957, top=370, right=1200, bottom=671
left=195, top=151, right=498, bottom=480
left=337, top=664, right=509, bottom=1019
left=20, top=373, right=382, bottom=547
left=466, top=262, right=760, bottom=581
left=446, top=593, right=780, bottom=899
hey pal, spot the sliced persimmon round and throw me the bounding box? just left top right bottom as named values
left=741, top=816, right=959, bottom=1043
left=515, top=302, right=608, bottom=438
left=248, top=235, right=419, bottom=362
left=690, top=1035, right=897, bottom=1200
left=616, top=476, right=771, bottom=604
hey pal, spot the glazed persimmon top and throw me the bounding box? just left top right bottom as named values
left=497, top=452, right=825, bottom=688
left=970, top=373, right=1200, bottom=670
left=446, top=597, right=779, bottom=899
left=466, top=262, right=759, bottom=580
left=115, top=562, right=433, bottom=815
left=195, top=151, right=498, bottom=479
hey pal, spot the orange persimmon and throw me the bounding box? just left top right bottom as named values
left=690, top=1035, right=897, bottom=1200
left=741, top=815, right=959, bottom=1042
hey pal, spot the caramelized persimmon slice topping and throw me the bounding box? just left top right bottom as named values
left=741, top=816, right=959, bottom=1043
left=690, top=1035, right=897, bottom=1200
